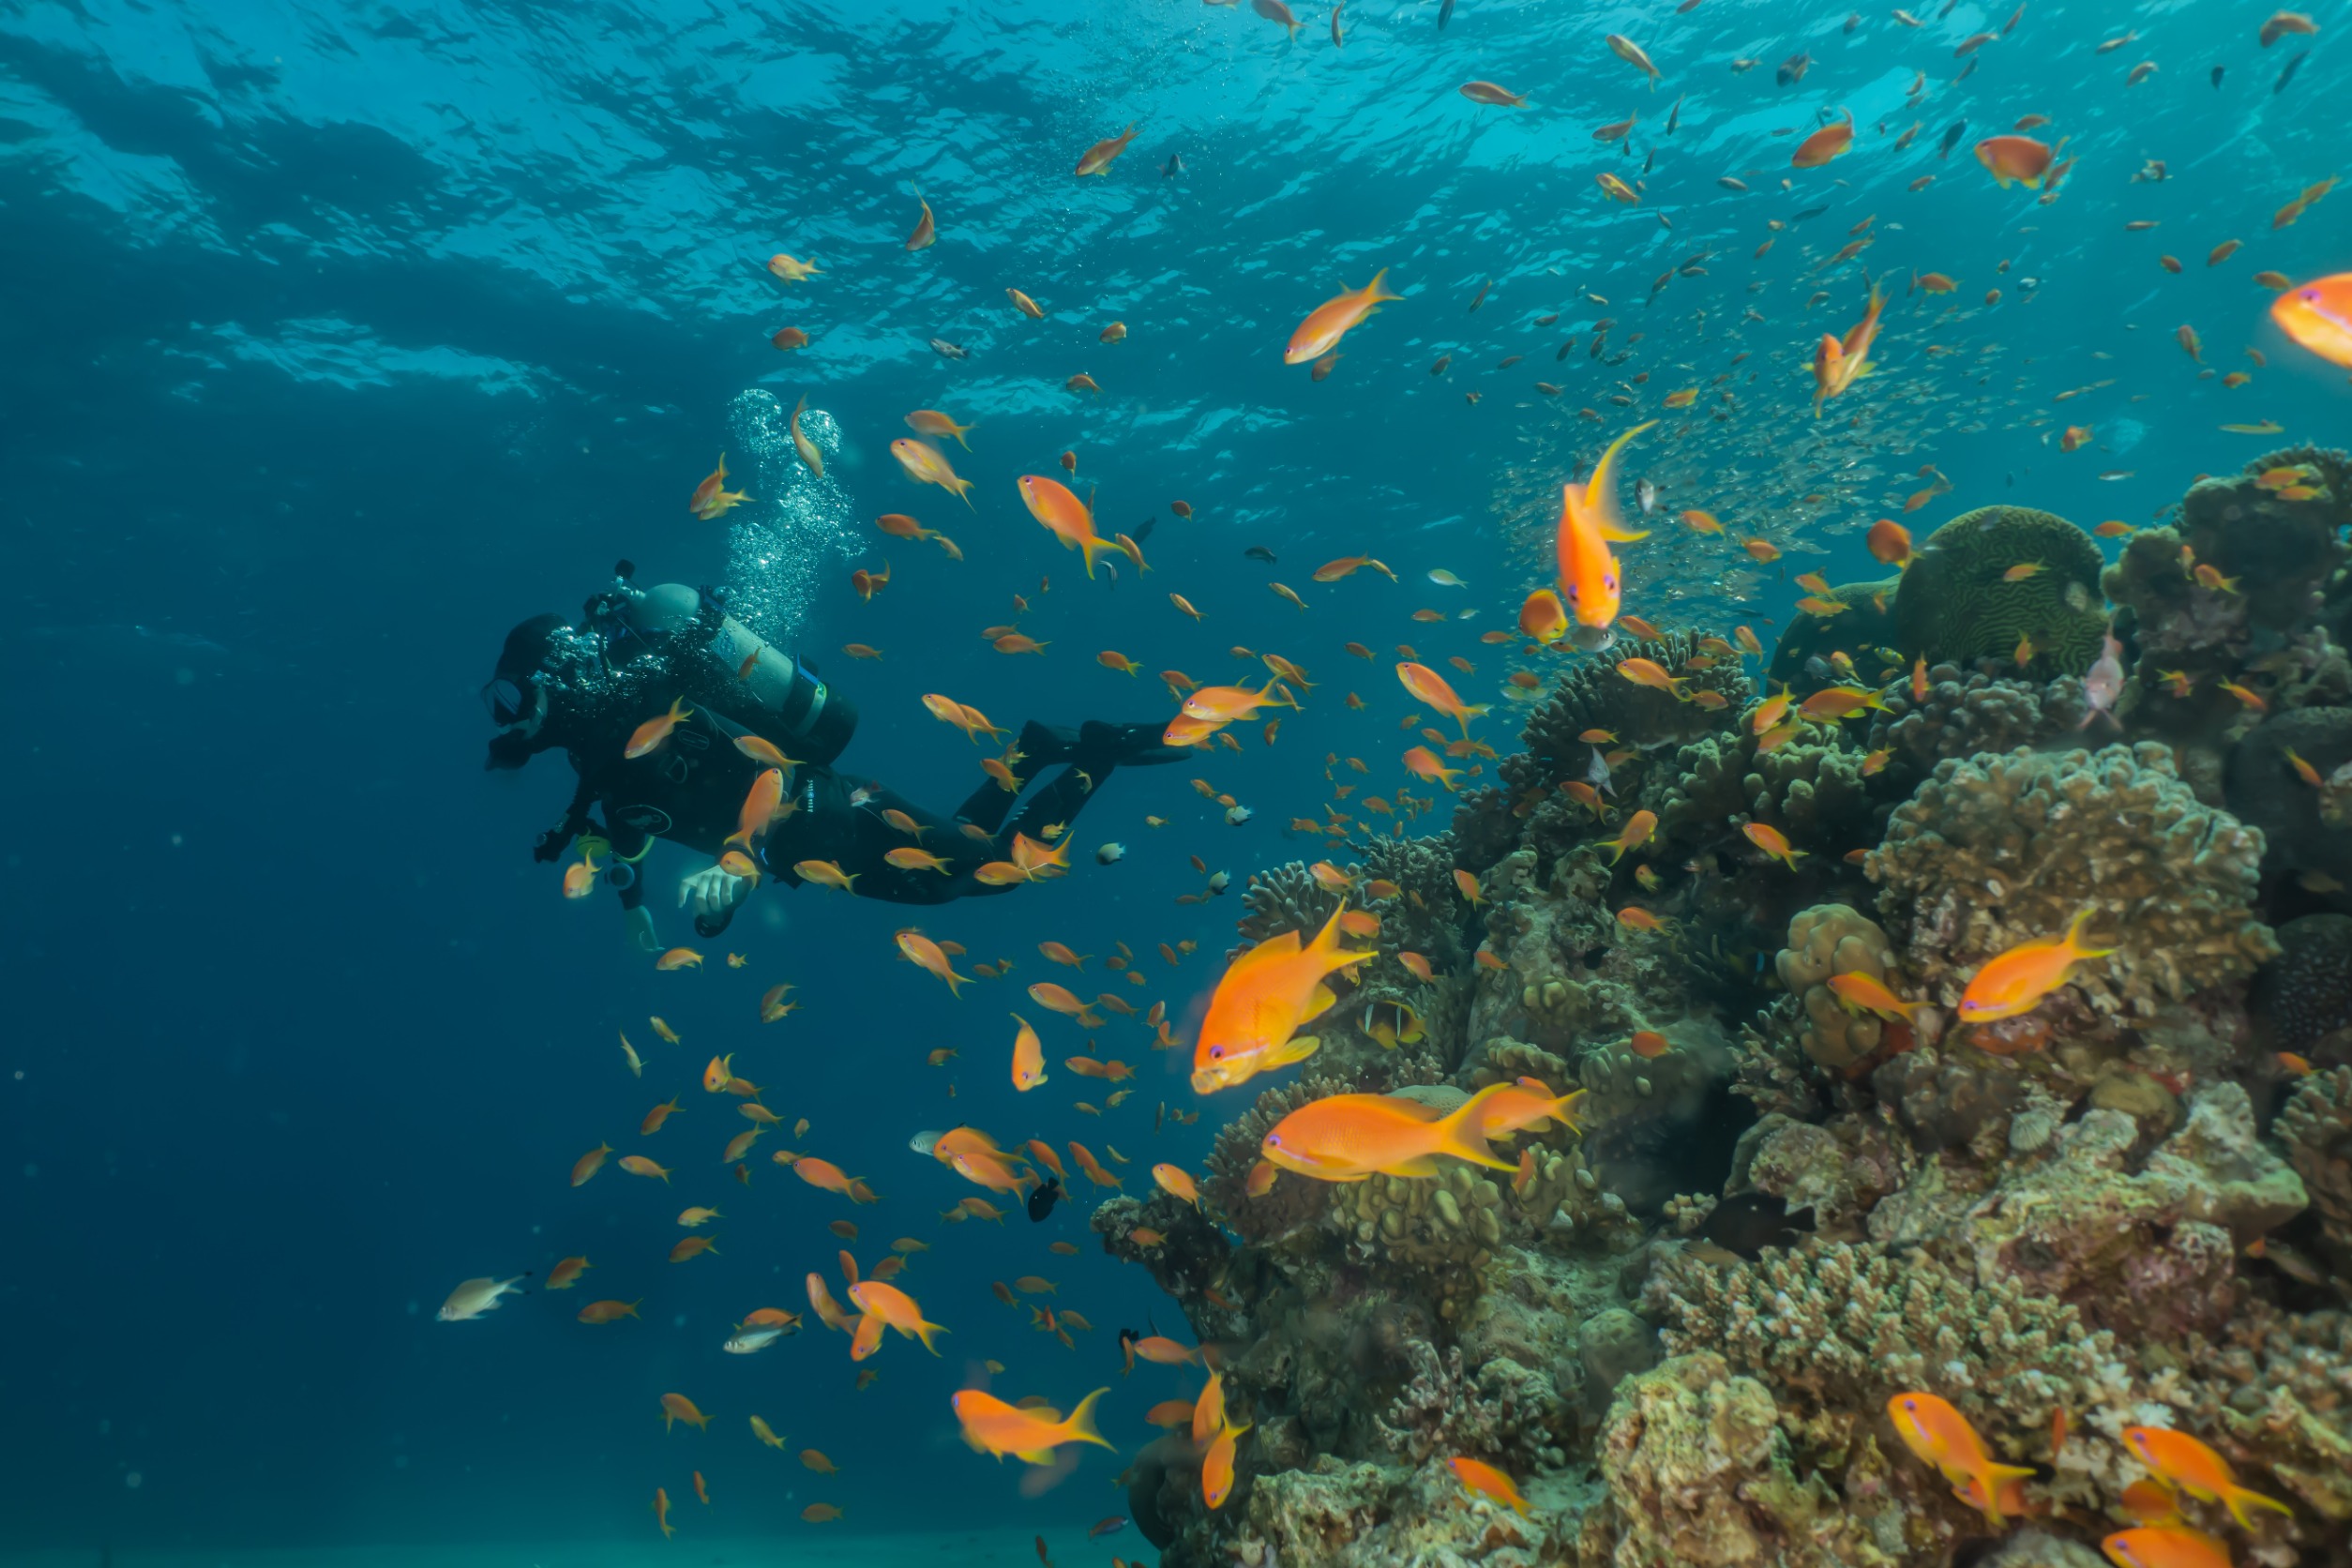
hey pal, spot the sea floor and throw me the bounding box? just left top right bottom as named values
left=0, top=1528, right=1135, bottom=1568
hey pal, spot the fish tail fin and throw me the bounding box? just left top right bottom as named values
left=1078, top=535, right=1117, bottom=579
left=2224, top=1483, right=2296, bottom=1530
left=1267, top=1034, right=1322, bottom=1070
left=2064, top=907, right=2115, bottom=958
left=1063, top=1386, right=1117, bottom=1451
left=916, top=1319, right=950, bottom=1354
left=955, top=476, right=976, bottom=509
left=1434, top=1083, right=1522, bottom=1173
left=1364, top=267, right=1401, bottom=305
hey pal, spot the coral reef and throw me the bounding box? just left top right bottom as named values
left=2225, top=707, right=2352, bottom=892
left=1893, top=505, right=2108, bottom=677
left=1766, top=575, right=1901, bottom=697
left=1111, top=460, right=2352, bottom=1568
left=1870, top=744, right=2276, bottom=1020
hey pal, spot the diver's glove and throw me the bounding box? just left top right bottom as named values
left=679, top=862, right=752, bottom=922
left=623, top=906, right=661, bottom=954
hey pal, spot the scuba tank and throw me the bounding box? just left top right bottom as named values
left=580, top=564, right=857, bottom=766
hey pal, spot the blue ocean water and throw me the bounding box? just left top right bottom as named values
left=3, top=0, right=2345, bottom=1557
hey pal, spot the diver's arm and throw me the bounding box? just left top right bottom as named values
left=533, top=776, right=599, bottom=864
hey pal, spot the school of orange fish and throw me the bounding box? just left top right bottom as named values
left=448, top=3, right=2345, bottom=1560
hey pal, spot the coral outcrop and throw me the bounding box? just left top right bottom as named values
left=1109, top=462, right=2347, bottom=1568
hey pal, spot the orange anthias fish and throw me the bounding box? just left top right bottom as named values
left=2269, top=272, right=2352, bottom=369
left=2100, top=1526, right=2234, bottom=1568
left=725, top=767, right=786, bottom=854
left=1813, top=283, right=1885, bottom=416
left=1555, top=421, right=1654, bottom=629
left=1974, top=133, right=2057, bottom=188
left=2121, top=1425, right=2295, bottom=1530
left=1192, top=901, right=1371, bottom=1093
left=1261, top=1083, right=1518, bottom=1181
left=847, top=1279, right=948, bottom=1353
left=1184, top=677, right=1298, bottom=724
left=625, top=697, right=693, bottom=760
left=1076, top=123, right=1140, bottom=176
left=1791, top=110, right=1854, bottom=169
left=1449, top=1456, right=1532, bottom=1515
left=1202, top=1419, right=1250, bottom=1509
left=1395, top=661, right=1488, bottom=738
left=1018, top=475, right=1125, bottom=579
left=1011, top=1013, right=1047, bottom=1092
left=905, top=408, right=974, bottom=449
left=689, top=454, right=751, bottom=520
left=896, top=928, right=970, bottom=995
left=1285, top=269, right=1402, bottom=365
left=1887, top=1392, right=2035, bottom=1528
left=1957, top=910, right=2115, bottom=1023
left=951, top=1387, right=1114, bottom=1464
left=890, top=439, right=976, bottom=507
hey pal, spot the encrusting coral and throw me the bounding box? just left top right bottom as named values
left=1104, top=462, right=2351, bottom=1568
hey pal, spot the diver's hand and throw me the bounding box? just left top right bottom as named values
left=679, top=862, right=752, bottom=921
left=623, top=906, right=661, bottom=955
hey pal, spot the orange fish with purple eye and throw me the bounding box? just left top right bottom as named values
left=1958, top=910, right=2114, bottom=1023
left=2269, top=271, right=2352, bottom=369
left=1554, top=422, right=1654, bottom=629
left=1285, top=270, right=1402, bottom=365
left=951, top=1387, right=1114, bottom=1462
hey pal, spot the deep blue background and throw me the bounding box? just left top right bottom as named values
left=4, top=0, right=2344, bottom=1550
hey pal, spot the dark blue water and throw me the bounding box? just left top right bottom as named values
left=5, top=0, right=2344, bottom=1553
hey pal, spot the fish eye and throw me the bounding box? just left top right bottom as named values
left=1208, top=1045, right=1223, bottom=1059
left=1605, top=574, right=1618, bottom=592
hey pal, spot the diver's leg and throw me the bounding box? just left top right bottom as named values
left=1004, top=764, right=1104, bottom=843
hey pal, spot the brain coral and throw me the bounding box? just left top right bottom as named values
left=1868, top=744, right=2277, bottom=1018
left=1892, top=505, right=2108, bottom=677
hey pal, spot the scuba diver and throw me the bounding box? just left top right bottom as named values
left=484, top=562, right=1184, bottom=952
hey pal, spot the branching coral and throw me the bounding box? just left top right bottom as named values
left=1869, top=744, right=2277, bottom=1019
left=1585, top=1351, right=1881, bottom=1568
left=1204, top=1076, right=1347, bottom=1245
left=1647, top=1241, right=2141, bottom=1448
left=2179, top=1299, right=2352, bottom=1523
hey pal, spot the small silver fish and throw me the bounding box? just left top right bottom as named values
left=1096, top=842, right=1126, bottom=865
left=2078, top=632, right=2123, bottom=729
left=1636, top=478, right=1659, bottom=516
left=910, top=1128, right=946, bottom=1156
left=1588, top=747, right=1616, bottom=797
left=1207, top=869, right=1231, bottom=893
left=1225, top=805, right=1254, bottom=825
left=929, top=337, right=968, bottom=360
left=723, top=1326, right=788, bottom=1355
left=437, top=1274, right=528, bottom=1322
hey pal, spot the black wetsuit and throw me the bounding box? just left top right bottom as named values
left=535, top=704, right=1131, bottom=924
